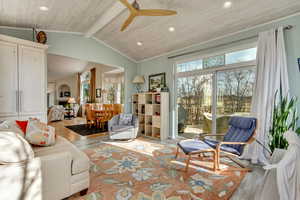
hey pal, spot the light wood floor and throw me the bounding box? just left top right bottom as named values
left=48, top=117, right=108, bottom=143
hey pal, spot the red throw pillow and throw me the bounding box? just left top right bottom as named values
left=15, top=120, right=29, bottom=134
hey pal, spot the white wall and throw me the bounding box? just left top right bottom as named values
left=54, top=74, right=78, bottom=104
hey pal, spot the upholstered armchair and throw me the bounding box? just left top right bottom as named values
left=108, top=114, right=138, bottom=140
left=47, top=105, right=65, bottom=123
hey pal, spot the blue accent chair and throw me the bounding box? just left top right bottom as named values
left=176, top=116, right=257, bottom=172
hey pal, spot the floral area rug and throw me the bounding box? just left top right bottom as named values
left=70, top=138, right=247, bottom=200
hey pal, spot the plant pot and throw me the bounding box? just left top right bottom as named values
left=270, top=148, right=286, bottom=164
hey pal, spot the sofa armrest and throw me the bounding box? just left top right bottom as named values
left=0, top=158, right=42, bottom=200
left=39, top=152, right=72, bottom=200
left=108, top=115, right=119, bottom=132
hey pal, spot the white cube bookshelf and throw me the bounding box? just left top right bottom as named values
left=132, top=92, right=169, bottom=140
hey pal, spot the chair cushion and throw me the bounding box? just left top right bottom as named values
left=119, top=114, right=133, bottom=126
left=111, top=125, right=134, bottom=132
left=223, top=116, right=256, bottom=154
left=178, top=139, right=212, bottom=155
left=228, top=116, right=256, bottom=130
left=110, top=131, right=136, bottom=140
left=204, top=139, right=241, bottom=156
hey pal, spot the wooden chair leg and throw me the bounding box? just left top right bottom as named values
left=175, top=147, right=179, bottom=159
left=216, top=150, right=220, bottom=170
left=212, top=151, right=217, bottom=171
left=185, top=155, right=191, bottom=172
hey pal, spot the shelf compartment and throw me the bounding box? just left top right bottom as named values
left=138, top=94, right=146, bottom=104
left=145, top=104, right=153, bottom=115
left=145, top=94, right=153, bottom=104
left=138, top=104, right=145, bottom=114
left=145, top=126, right=152, bottom=137
left=139, top=125, right=145, bottom=135
left=152, top=127, right=160, bottom=138
left=152, top=116, right=161, bottom=128
left=145, top=115, right=152, bottom=126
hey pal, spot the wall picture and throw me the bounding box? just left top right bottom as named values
left=96, top=88, right=101, bottom=98
left=149, top=73, right=166, bottom=92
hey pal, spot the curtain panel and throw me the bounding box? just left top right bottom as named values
left=90, top=68, right=96, bottom=103
left=241, top=27, right=290, bottom=164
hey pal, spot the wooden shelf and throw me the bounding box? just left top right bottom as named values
left=132, top=92, right=169, bottom=141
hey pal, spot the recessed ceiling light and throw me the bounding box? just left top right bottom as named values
left=137, top=41, right=143, bottom=46
left=169, top=27, right=175, bottom=32
left=223, top=1, right=232, bottom=8
left=39, top=6, right=49, bottom=11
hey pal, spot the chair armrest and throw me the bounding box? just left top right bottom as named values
left=132, top=115, right=139, bottom=128
left=197, top=134, right=226, bottom=140
left=216, top=141, right=248, bottom=152
left=202, top=134, right=226, bottom=137
left=108, top=115, right=119, bottom=132
left=219, top=141, right=248, bottom=145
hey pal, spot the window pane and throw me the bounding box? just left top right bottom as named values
left=177, top=74, right=213, bottom=138
left=226, top=48, right=257, bottom=65
left=177, top=60, right=202, bottom=72
left=203, top=55, right=225, bottom=68
left=216, top=68, right=256, bottom=135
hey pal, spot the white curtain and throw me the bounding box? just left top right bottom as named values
left=242, top=27, right=290, bottom=164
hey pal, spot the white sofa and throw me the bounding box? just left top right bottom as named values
left=33, top=136, right=90, bottom=200
left=0, top=129, right=90, bottom=200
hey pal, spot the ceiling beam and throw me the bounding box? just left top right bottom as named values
left=84, top=0, right=134, bottom=38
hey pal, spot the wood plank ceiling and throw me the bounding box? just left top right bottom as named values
left=1, top=0, right=300, bottom=61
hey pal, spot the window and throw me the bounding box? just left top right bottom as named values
left=226, top=48, right=257, bottom=65
left=102, top=72, right=125, bottom=104
left=176, top=46, right=257, bottom=138
left=80, top=71, right=91, bottom=104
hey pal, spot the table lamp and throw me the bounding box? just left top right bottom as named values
left=132, top=75, right=145, bottom=93
left=67, top=97, right=76, bottom=108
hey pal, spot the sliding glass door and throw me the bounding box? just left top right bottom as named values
left=175, top=46, right=257, bottom=138
left=216, top=68, right=256, bottom=135
left=177, top=73, right=213, bottom=138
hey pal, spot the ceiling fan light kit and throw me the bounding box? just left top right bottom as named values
left=119, top=0, right=177, bottom=31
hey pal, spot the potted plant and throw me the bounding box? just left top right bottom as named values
left=269, top=89, right=298, bottom=158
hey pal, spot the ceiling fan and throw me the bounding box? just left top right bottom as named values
left=119, top=0, right=177, bottom=31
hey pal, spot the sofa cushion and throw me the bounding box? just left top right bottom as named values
left=26, top=120, right=56, bottom=146
left=15, top=120, right=29, bottom=134
left=119, top=114, right=133, bottom=126
left=111, top=125, right=134, bottom=132
left=33, top=136, right=89, bottom=175
left=0, top=131, right=34, bottom=164
left=0, top=120, right=25, bottom=137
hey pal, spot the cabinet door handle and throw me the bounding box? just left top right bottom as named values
left=19, top=91, right=22, bottom=113
left=16, top=91, right=19, bottom=112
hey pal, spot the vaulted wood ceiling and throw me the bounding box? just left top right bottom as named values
left=1, top=0, right=300, bottom=61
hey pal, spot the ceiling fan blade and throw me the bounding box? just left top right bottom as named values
left=137, top=9, right=177, bottom=16
left=121, top=14, right=136, bottom=31
left=119, top=0, right=136, bottom=12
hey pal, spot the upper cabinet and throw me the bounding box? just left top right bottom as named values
left=18, top=45, right=46, bottom=116
left=0, top=41, right=18, bottom=117
left=0, top=34, right=48, bottom=122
